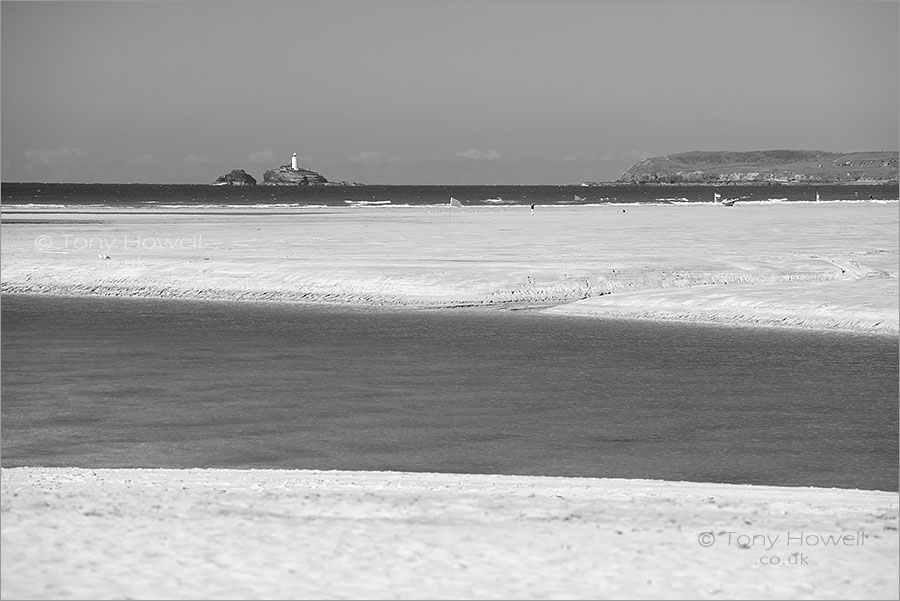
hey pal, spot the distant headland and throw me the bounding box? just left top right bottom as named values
left=613, top=150, right=899, bottom=185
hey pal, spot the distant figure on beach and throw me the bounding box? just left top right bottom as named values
left=530, top=203, right=535, bottom=215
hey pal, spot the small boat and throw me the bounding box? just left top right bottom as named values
left=715, top=192, right=737, bottom=206
left=718, top=194, right=751, bottom=207
left=573, top=194, right=585, bottom=202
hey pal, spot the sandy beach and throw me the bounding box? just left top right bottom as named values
left=1, top=467, right=898, bottom=600
left=2, top=202, right=898, bottom=599
left=1, top=202, right=898, bottom=334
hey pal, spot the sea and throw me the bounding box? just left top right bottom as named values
left=2, top=181, right=898, bottom=210
left=1, top=182, right=898, bottom=491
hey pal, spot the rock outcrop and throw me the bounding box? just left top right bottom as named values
left=212, top=169, right=257, bottom=186
left=262, top=165, right=328, bottom=186
left=618, top=150, right=899, bottom=184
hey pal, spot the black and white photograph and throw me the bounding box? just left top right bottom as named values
left=1, top=1, right=898, bottom=599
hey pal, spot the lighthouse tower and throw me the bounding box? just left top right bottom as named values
left=291, top=153, right=299, bottom=171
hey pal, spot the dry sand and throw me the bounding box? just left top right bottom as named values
left=1, top=202, right=898, bottom=333
left=1, top=202, right=898, bottom=599
left=1, top=468, right=898, bottom=600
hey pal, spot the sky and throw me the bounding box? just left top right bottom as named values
left=2, top=0, right=898, bottom=185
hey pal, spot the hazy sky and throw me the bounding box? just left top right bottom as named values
left=2, top=0, right=898, bottom=184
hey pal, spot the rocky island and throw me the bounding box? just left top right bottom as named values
left=262, top=165, right=328, bottom=186
left=261, top=152, right=328, bottom=186
left=211, top=169, right=257, bottom=186
left=211, top=153, right=331, bottom=186
left=617, top=150, right=899, bottom=184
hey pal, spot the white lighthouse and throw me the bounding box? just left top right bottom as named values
left=291, top=153, right=299, bottom=171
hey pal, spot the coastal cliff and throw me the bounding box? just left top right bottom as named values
left=262, top=165, right=328, bottom=186
left=617, top=150, right=899, bottom=184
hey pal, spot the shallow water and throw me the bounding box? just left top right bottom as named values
left=1, top=294, right=897, bottom=490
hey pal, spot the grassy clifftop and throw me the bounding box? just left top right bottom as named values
left=618, top=150, right=899, bottom=184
